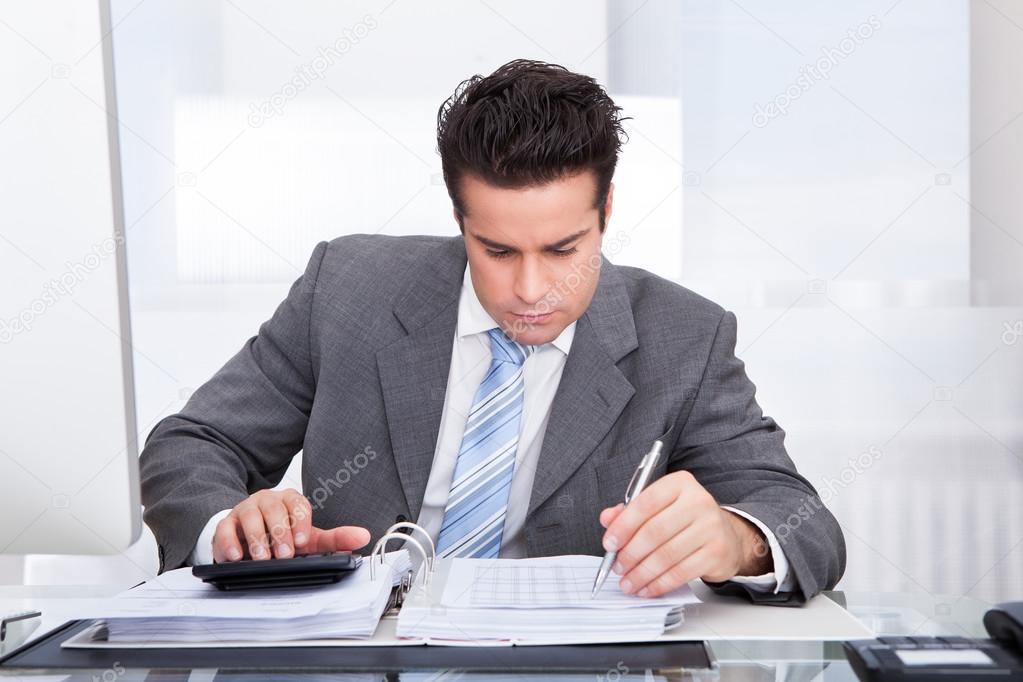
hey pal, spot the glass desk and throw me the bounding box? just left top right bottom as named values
left=0, top=586, right=994, bottom=680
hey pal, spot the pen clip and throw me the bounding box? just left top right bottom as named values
left=623, top=440, right=664, bottom=504
left=623, top=453, right=648, bottom=504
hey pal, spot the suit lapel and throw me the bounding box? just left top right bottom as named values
left=376, top=237, right=466, bottom=520
left=527, top=258, right=638, bottom=518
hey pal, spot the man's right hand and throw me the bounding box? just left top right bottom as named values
left=212, top=488, right=371, bottom=562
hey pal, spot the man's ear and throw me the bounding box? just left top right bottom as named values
left=603, top=182, right=615, bottom=228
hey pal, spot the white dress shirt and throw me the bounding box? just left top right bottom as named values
left=191, top=265, right=794, bottom=593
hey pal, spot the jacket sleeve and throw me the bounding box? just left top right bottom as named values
left=668, top=310, right=846, bottom=605
left=139, top=241, right=327, bottom=573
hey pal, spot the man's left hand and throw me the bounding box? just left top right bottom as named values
left=599, top=470, right=772, bottom=597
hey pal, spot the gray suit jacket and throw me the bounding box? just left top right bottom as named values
left=140, top=234, right=845, bottom=604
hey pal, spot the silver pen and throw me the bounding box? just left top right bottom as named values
left=590, top=439, right=665, bottom=598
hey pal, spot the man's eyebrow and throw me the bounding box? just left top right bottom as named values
left=471, top=233, right=516, bottom=251
left=545, top=228, right=590, bottom=250
left=470, top=228, right=590, bottom=252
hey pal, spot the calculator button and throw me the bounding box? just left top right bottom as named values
left=878, top=636, right=918, bottom=648
left=936, top=636, right=974, bottom=648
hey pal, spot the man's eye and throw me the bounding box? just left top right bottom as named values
left=486, top=249, right=512, bottom=259
left=552, top=247, right=578, bottom=258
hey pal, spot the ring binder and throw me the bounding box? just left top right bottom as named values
left=384, top=521, right=436, bottom=573
left=371, top=533, right=423, bottom=612
left=369, top=522, right=435, bottom=590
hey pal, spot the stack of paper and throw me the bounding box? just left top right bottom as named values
left=75, top=551, right=411, bottom=643
left=396, top=555, right=700, bottom=644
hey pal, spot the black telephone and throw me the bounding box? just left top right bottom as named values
left=985, top=602, right=1023, bottom=655
left=844, top=601, right=1023, bottom=681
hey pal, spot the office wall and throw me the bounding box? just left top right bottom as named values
left=697, top=1, right=1020, bottom=603
left=657, top=1, right=1023, bottom=602
left=971, top=0, right=1023, bottom=300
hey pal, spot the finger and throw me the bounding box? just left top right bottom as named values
left=212, top=515, right=244, bottom=563
left=615, top=501, right=699, bottom=579
left=309, top=526, right=371, bottom=554
left=284, top=492, right=313, bottom=550
left=258, top=497, right=295, bottom=558
left=636, top=546, right=713, bottom=598
left=619, top=521, right=703, bottom=595
left=237, top=504, right=271, bottom=560
left=603, top=475, right=684, bottom=553
left=599, top=503, right=625, bottom=528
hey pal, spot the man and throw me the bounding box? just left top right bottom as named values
left=141, top=59, right=845, bottom=604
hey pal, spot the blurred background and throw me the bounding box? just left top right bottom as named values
left=2, top=0, right=1021, bottom=605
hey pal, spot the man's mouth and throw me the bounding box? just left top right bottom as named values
left=512, top=311, right=554, bottom=323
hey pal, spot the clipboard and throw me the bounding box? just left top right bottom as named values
left=0, top=618, right=716, bottom=672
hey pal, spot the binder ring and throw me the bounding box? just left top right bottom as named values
left=370, top=532, right=430, bottom=587
left=384, top=521, right=436, bottom=573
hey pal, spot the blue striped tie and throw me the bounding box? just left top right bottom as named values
left=436, top=328, right=534, bottom=558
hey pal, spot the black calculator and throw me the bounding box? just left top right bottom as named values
left=192, top=552, right=362, bottom=591
left=844, top=635, right=1023, bottom=681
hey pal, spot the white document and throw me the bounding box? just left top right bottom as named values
left=60, top=552, right=874, bottom=648
left=65, top=551, right=411, bottom=643
left=398, top=555, right=699, bottom=644
left=441, top=555, right=700, bottom=610
left=68, top=564, right=348, bottom=620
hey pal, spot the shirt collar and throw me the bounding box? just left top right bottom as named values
left=457, top=265, right=576, bottom=355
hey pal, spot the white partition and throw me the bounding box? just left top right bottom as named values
left=0, top=1, right=141, bottom=566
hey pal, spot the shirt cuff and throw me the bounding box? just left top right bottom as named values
left=720, top=505, right=797, bottom=594
left=188, top=508, right=233, bottom=566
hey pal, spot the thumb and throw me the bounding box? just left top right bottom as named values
left=307, top=525, right=371, bottom=554
left=599, top=503, right=625, bottom=528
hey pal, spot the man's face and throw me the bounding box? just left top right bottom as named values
left=458, top=170, right=613, bottom=346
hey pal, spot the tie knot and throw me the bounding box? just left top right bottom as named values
left=487, top=328, right=533, bottom=367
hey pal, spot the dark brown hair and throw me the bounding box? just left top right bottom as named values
left=437, top=59, right=629, bottom=231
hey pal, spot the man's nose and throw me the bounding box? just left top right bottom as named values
left=513, top=257, right=549, bottom=306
